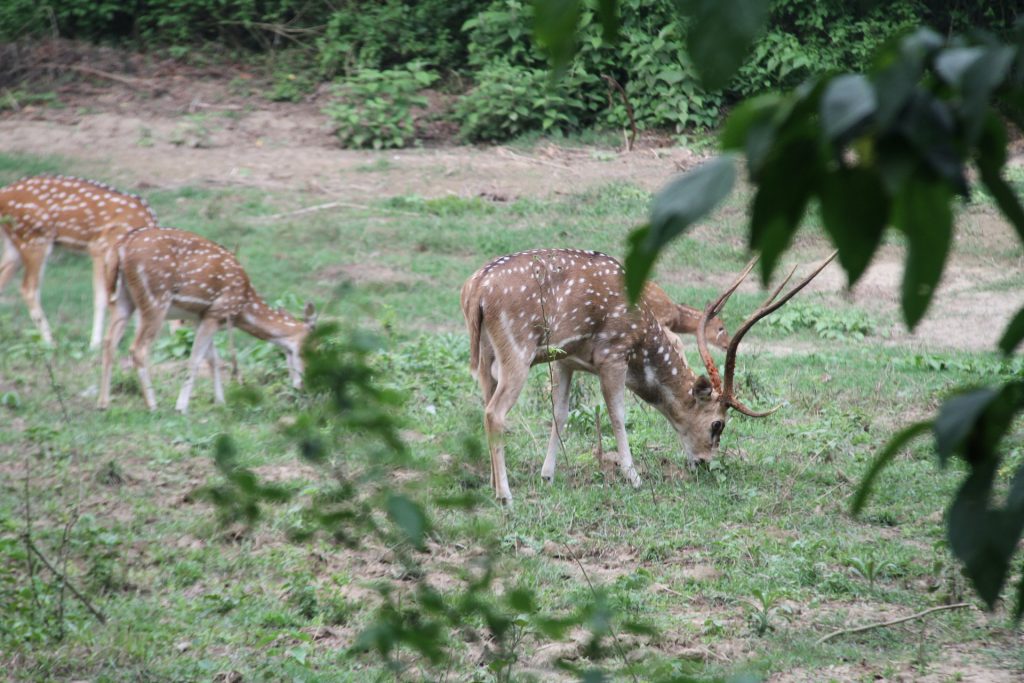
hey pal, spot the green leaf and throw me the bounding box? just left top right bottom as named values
left=533, top=0, right=582, bottom=73
left=749, top=136, right=819, bottom=283
left=976, top=113, right=1024, bottom=247
left=998, top=307, right=1024, bottom=355
left=821, top=74, right=877, bottom=141
left=387, top=494, right=428, bottom=549
left=933, top=389, right=999, bottom=467
left=934, top=47, right=985, bottom=88
left=624, top=155, right=736, bottom=302
left=819, top=168, right=889, bottom=285
left=595, top=0, right=618, bottom=41
left=678, top=0, right=770, bottom=91
left=960, top=46, right=1016, bottom=143
left=892, top=176, right=953, bottom=329
left=852, top=421, right=931, bottom=515
left=947, top=458, right=1022, bottom=609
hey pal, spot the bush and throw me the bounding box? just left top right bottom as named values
left=317, top=0, right=479, bottom=77
left=452, top=63, right=593, bottom=142
left=322, top=63, right=437, bottom=149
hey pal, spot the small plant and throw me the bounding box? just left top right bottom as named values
left=847, top=555, right=896, bottom=589
left=170, top=114, right=213, bottom=148
left=269, top=70, right=316, bottom=103
left=742, top=587, right=789, bottom=636
left=322, top=62, right=437, bottom=149
left=154, top=324, right=195, bottom=361
left=136, top=127, right=154, bottom=148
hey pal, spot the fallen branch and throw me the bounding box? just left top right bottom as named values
left=816, top=602, right=972, bottom=644
left=41, top=63, right=158, bottom=93
left=22, top=534, right=107, bottom=625
left=257, top=199, right=421, bottom=222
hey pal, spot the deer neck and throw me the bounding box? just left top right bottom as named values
left=235, top=295, right=304, bottom=346
left=623, top=317, right=697, bottom=405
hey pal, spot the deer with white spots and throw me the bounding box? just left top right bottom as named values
left=461, top=248, right=836, bottom=504
left=0, top=175, right=159, bottom=349
left=643, top=281, right=731, bottom=350
left=98, top=227, right=316, bottom=413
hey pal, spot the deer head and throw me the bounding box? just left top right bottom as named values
left=683, top=251, right=839, bottom=463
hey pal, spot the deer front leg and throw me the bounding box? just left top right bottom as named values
left=176, top=316, right=219, bottom=414
left=18, top=243, right=54, bottom=346
left=0, top=233, right=21, bottom=294
left=483, top=361, right=528, bottom=506
left=598, top=364, right=643, bottom=488
left=130, top=305, right=168, bottom=411
left=98, top=291, right=134, bottom=409
left=207, top=342, right=225, bottom=405
left=542, top=361, right=573, bottom=484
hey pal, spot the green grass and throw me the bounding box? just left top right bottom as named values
left=0, top=151, right=1021, bottom=681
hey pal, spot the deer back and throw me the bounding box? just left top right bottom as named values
left=0, top=175, right=157, bottom=250
left=116, top=227, right=306, bottom=341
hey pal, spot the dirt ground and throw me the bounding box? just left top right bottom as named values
left=1, top=47, right=1020, bottom=355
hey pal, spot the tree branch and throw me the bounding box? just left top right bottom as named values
left=816, top=603, right=972, bottom=644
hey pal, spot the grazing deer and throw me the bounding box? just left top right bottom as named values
left=98, top=227, right=316, bottom=413
left=643, top=281, right=730, bottom=350
left=0, top=175, right=159, bottom=349
left=461, top=248, right=835, bottom=504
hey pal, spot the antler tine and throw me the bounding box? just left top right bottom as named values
left=759, top=264, right=797, bottom=310
left=696, top=255, right=758, bottom=392
left=722, top=250, right=838, bottom=406
left=727, top=398, right=783, bottom=418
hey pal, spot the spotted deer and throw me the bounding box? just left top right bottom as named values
left=98, top=227, right=316, bottom=413
left=0, top=175, right=160, bottom=349
left=461, top=248, right=836, bottom=504
left=643, top=281, right=730, bottom=350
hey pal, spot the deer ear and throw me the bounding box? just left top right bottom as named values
left=304, top=302, right=317, bottom=326
left=693, top=375, right=714, bottom=401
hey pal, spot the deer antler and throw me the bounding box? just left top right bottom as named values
left=721, top=251, right=839, bottom=417
left=696, top=256, right=758, bottom=393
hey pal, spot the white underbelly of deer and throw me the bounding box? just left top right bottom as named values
left=461, top=248, right=836, bottom=505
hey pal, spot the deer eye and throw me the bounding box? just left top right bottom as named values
left=711, top=420, right=724, bottom=438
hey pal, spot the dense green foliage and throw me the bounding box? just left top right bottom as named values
left=4, top=1, right=1020, bottom=145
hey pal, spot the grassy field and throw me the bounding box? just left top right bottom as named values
left=1, top=150, right=1022, bottom=682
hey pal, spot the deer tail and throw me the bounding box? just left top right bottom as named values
left=104, top=244, right=123, bottom=305
left=461, top=280, right=483, bottom=374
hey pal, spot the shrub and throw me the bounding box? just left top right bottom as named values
left=322, top=63, right=437, bottom=149
left=452, top=62, right=593, bottom=142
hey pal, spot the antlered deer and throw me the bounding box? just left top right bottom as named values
left=461, top=248, right=835, bottom=504
left=643, top=281, right=730, bottom=350
left=0, top=175, right=159, bottom=349
left=98, top=227, right=315, bottom=413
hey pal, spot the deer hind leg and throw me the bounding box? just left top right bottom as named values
left=475, top=334, right=498, bottom=403
left=483, top=357, right=529, bottom=505
left=176, top=316, right=220, bottom=414
left=87, top=248, right=110, bottom=351
left=0, top=232, right=22, bottom=294
left=17, top=241, right=54, bottom=346
left=207, top=340, right=225, bottom=405
left=98, top=286, right=135, bottom=410
left=129, top=303, right=168, bottom=411
left=541, top=361, right=573, bottom=484
left=598, top=363, right=643, bottom=488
